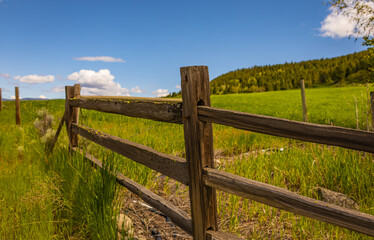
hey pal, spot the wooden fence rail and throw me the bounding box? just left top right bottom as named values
left=71, top=123, right=189, bottom=185
left=203, top=168, right=374, bottom=236
left=60, top=66, right=374, bottom=239
left=69, top=97, right=183, bottom=124
left=71, top=147, right=193, bottom=234
left=198, top=106, right=374, bottom=153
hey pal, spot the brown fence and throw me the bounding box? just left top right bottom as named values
left=61, top=66, right=374, bottom=239
left=0, top=87, right=21, bottom=124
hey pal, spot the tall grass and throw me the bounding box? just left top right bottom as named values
left=217, top=146, right=374, bottom=238
left=45, top=148, right=121, bottom=239
left=0, top=85, right=373, bottom=239
left=0, top=100, right=122, bottom=239
left=0, top=102, right=60, bottom=239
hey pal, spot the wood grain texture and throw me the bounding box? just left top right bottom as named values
left=15, top=87, right=20, bottom=125
left=80, top=95, right=182, bottom=103
left=370, top=92, right=374, bottom=132
left=206, top=230, right=244, bottom=240
left=48, top=113, right=65, bottom=152
left=65, top=86, right=74, bottom=147
left=65, top=85, right=80, bottom=147
left=198, top=106, right=374, bottom=153
left=69, top=98, right=183, bottom=124
left=72, top=147, right=193, bottom=235
left=71, top=123, right=189, bottom=185
left=181, top=66, right=218, bottom=239
left=300, top=79, right=308, bottom=122
left=71, top=84, right=81, bottom=146
left=203, top=168, right=374, bottom=237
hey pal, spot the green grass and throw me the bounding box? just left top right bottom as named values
left=0, top=101, right=122, bottom=239
left=0, top=85, right=373, bottom=239
left=212, top=85, right=373, bottom=127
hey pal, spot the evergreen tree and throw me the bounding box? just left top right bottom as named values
left=210, top=50, right=373, bottom=95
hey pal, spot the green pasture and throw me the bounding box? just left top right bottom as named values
left=0, top=85, right=373, bottom=239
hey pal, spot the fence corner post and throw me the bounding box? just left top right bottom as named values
left=15, top=87, right=21, bottom=125
left=181, top=66, right=218, bottom=239
left=65, top=84, right=81, bottom=148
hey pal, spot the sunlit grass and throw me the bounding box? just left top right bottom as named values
left=0, top=100, right=122, bottom=239
left=0, top=85, right=373, bottom=239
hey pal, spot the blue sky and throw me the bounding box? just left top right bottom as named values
left=0, top=0, right=369, bottom=99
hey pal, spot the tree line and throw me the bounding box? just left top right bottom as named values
left=210, top=50, right=373, bottom=94
left=166, top=50, right=374, bottom=97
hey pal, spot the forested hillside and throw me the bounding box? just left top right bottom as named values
left=210, top=50, right=374, bottom=94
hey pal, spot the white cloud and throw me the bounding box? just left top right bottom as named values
left=320, top=1, right=374, bottom=38
left=74, top=56, right=126, bottom=63
left=39, top=95, right=47, bottom=99
left=67, top=69, right=130, bottom=96
left=131, top=86, right=144, bottom=94
left=176, top=84, right=181, bottom=89
left=14, top=74, right=54, bottom=84
left=10, top=96, right=22, bottom=100
left=320, top=11, right=356, bottom=38
left=52, top=86, right=65, bottom=93
left=0, top=73, right=10, bottom=78
left=152, top=89, right=169, bottom=97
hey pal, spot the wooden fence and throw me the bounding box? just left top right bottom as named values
left=61, top=66, right=374, bottom=239
left=15, top=87, right=21, bottom=125
left=0, top=87, right=21, bottom=124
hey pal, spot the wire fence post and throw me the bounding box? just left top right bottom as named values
left=300, top=79, right=308, bottom=122
left=15, top=87, right=21, bottom=125
left=0, top=88, right=2, bottom=111
left=370, top=91, right=374, bottom=131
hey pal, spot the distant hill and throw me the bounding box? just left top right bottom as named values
left=166, top=50, right=374, bottom=98
left=22, top=98, right=48, bottom=101
left=210, top=50, right=374, bottom=94
left=1, top=98, right=48, bottom=101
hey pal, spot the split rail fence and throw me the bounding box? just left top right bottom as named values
left=59, top=66, right=374, bottom=239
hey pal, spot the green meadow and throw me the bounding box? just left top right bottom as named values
left=0, top=85, right=373, bottom=239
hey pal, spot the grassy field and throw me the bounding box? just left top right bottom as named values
left=0, top=85, right=373, bottom=239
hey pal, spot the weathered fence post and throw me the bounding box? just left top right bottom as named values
left=181, top=66, right=218, bottom=239
left=0, top=88, right=2, bottom=111
left=300, top=79, right=308, bottom=122
left=15, top=87, right=21, bottom=125
left=370, top=92, right=374, bottom=131
left=65, top=84, right=81, bottom=148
